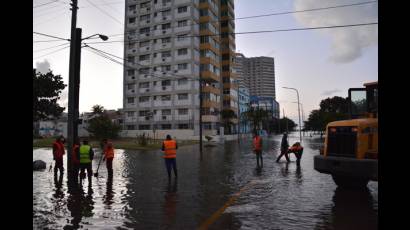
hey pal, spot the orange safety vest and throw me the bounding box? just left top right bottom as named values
left=104, top=142, right=115, bottom=159
left=289, top=145, right=303, bottom=152
left=163, top=140, right=177, bottom=158
left=53, top=141, right=65, bottom=159
left=72, top=144, right=80, bottom=164
left=253, top=136, right=262, bottom=151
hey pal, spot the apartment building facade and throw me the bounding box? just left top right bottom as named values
left=122, top=0, right=235, bottom=139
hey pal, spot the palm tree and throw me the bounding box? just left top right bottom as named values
left=221, top=109, right=237, bottom=134
left=244, top=106, right=269, bottom=133
left=92, top=105, right=105, bottom=115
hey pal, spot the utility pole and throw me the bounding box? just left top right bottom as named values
left=199, top=78, right=203, bottom=155
left=67, top=0, right=78, bottom=184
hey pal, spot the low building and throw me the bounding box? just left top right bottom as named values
left=238, top=87, right=251, bottom=134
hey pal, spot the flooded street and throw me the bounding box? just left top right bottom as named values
left=33, top=134, right=378, bottom=229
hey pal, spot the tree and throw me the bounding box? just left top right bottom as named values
left=86, top=114, right=122, bottom=140
left=33, top=69, right=66, bottom=121
left=92, top=105, right=105, bottom=115
left=278, top=117, right=297, bottom=133
left=221, top=109, right=237, bottom=134
left=244, top=106, right=269, bottom=133
left=304, top=96, right=350, bottom=132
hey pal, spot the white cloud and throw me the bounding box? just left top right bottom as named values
left=293, top=0, right=378, bottom=63
left=35, top=59, right=51, bottom=74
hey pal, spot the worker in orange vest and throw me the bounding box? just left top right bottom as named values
left=72, top=138, right=81, bottom=183
left=102, top=139, right=115, bottom=178
left=162, top=135, right=178, bottom=181
left=52, top=135, right=66, bottom=178
left=288, top=142, right=304, bottom=167
left=253, top=131, right=263, bottom=168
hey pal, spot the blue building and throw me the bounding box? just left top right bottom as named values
left=238, top=87, right=251, bottom=134
left=249, top=96, right=280, bottom=133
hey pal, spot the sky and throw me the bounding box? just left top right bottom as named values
left=33, top=0, right=378, bottom=124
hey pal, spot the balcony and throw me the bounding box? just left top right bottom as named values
left=175, top=114, right=191, bottom=121
left=153, top=100, right=172, bottom=107
left=154, top=2, right=172, bottom=10
left=139, top=7, right=152, bottom=15
left=154, top=29, right=172, bottom=36
left=139, top=101, right=151, bottom=107
left=175, top=38, right=192, bottom=47
left=153, top=56, right=172, bottom=64
left=153, top=85, right=173, bottom=92
left=139, top=87, right=151, bottom=94
left=202, top=115, right=219, bottom=123
left=139, top=19, right=152, bottom=27
left=139, top=45, right=152, bottom=53
left=154, top=42, right=172, bottom=51
left=202, top=100, right=219, bottom=108
left=174, top=98, right=191, bottom=106
left=154, top=115, right=172, bottom=121
left=202, top=85, right=220, bottom=95
left=174, top=25, right=191, bottom=34
left=174, top=10, right=191, bottom=19
left=201, top=71, right=219, bottom=82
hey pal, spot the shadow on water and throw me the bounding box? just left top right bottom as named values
left=316, top=187, right=378, bottom=230
left=64, top=185, right=95, bottom=229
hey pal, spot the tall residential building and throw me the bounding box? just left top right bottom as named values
left=122, top=0, right=236, bottom=139
left=235, top=54, right=276, bottom=99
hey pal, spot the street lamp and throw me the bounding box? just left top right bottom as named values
left=292, top=101, right=305, bottom=136
left=81, top=33, right=109, bottom=41
left=282, top=87, right=302, bottom=143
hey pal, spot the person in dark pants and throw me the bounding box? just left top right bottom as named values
left=288, top=142, right=304, bottom=167
left=103, top=139, right=115, bottom=178
left=71, top=138, right=81, bottom=185
left=253, top=131, right=263, bottom=168
left=162, top=135, right=178, bottom=181
left=77, top=139, right=94, bottom=187
left=52, top=135, right=66, bottom=178
left=276, top=133, right=290, bottom=163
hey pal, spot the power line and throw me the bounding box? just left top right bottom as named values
left=34, top=39, right=69, bottom=43
left=85, top=0, right=123, bottom=26
left=105, top=0, right=377, bottom=38
left=34, top=10, right=70, bottom=26
left=84, top=22, right=378, bottom=45
left=33, top=44, right=71, bottom=59
left=33, top=0, right=58, bottom=8
left=33, top=31, right=69, bottom=41
left=33, top=42, right=71, bottom=53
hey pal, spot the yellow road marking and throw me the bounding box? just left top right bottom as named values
left=198, top=180, right=257, bottom=230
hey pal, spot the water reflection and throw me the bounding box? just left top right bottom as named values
left=162, top=180, right=178, bottom=228
left=104, top=176, right=114, bottom=208
left=316, top=187, right=378, bottom=229
left=64, top=187, right=95, bottom=229
left=280, top=162, right=290, bottom=176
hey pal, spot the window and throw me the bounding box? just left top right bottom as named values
left=139, top=110, right=150, bottom=116
left=161, top=95, right=171, bottom=101
left=178, top=124, right=189, bottom=129
left=127, top=125, right=135, bottom=130
left=162, top=109, right=171, bottom=115
left=129, top=17, right=136, bottom=24
left=161, top=51, right=171, bottom=58
left=140, top=1, right=150, bottom=8
left=129, top=5, right=136, bottom=11
left=178, top=48, right=188, bottom=55
left=178, top=63, right=188, bottom=70
left=178, top=6, right=188, bottom=13
left=128, top=42, right=136, bottom=48
left=127, top=84, right=134, bottom=90
left=178, top=78, right=188, bottom=85
left=140, top=27, right=150, bottom=33
left=161, top=124, right=172, bottom=130
left=127, top=111, right=135, bottom=117
left=178, top=93, right=188, bottom=100
left=139, top=40, right=150, bottom=47
left=140, top=14, right=150, bottom=21
left=139, top=96, right=150, bottom=102
left=127, top=97, right=135, bottom=103
left=161, top=65, right=171, bottom=71
left=199, top=9, right=208, bottom=16
left=178, top=108, right=188, bottom=115
left=162, top=0, right=171, bottom=4
left=221, top=21, right=228, bottom=27
left=127, top=70, right=134, bottom=76
left=161, top=80, right=171, bottom=86
left=221, top=10, right=228, bottom=16
left=139, top=125, right=151, bottom=130
left=139, top=54, right=150, bottom=61
left=162, top=23, right=171, bottom=30
left=178, top=20, right=187, bottom=27
left=161, top=10, right=171, bottom=17
left=138, top=68, right=150, bottom=74
left=128, top=30, right=136, bottom=36
left=139, top=82, right=149, bottom=88
left=162, top=37, right=171, bottom=43
left=200, top=35, right=209, bottom=43
left=127, top=56, right=134, bottom=63
left=177, top=34, right=187, bottom=41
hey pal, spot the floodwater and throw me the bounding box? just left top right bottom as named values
left=33, top=134, right=378, bottom=229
